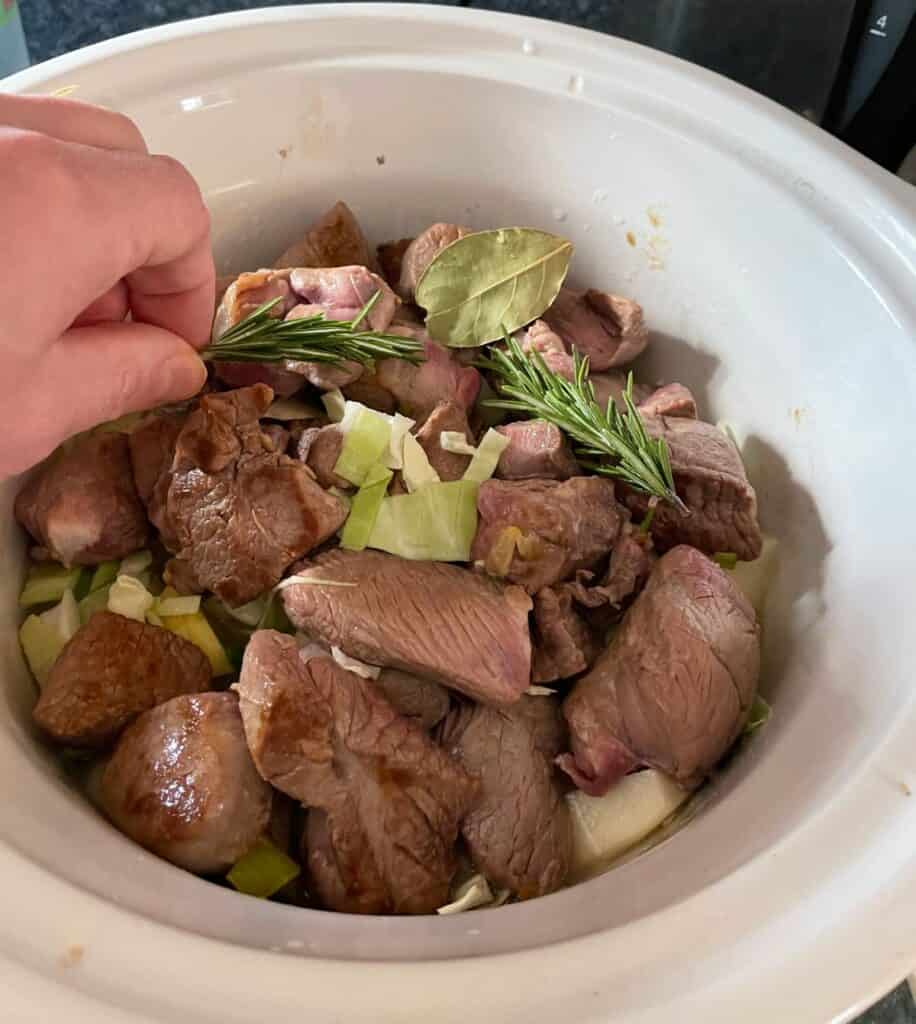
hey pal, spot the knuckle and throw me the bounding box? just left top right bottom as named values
left=107, top=109, right=147, bottom=153
left=152, top=153, right=210, bottom=236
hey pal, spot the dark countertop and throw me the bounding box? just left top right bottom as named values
left=14, top=3, right=916, bottom=1022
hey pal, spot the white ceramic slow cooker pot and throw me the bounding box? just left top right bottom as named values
left=2, top=6, right=916, bottom=1021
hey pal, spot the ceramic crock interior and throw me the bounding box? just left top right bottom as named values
left=1, top=12, right=914, bottom=962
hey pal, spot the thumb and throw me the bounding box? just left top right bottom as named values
left=20, top=321, right=206, bottom=470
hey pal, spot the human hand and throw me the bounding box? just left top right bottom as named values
left=0, top=93, right=214, bottom=478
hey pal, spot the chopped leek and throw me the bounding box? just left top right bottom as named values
left=437, top=873, right=494, bottom=915
left=331, top=646, right=381, bottom=679
left=333, top=406, right=392, bottom=485
left=368, top=480, right=478, bottom=561
left=732, top=534, right=779, bottom=618
left=41, top=588, right=80, bottom=643
left=88, top=561, right=118, bottom=593
left=19, top=614, right=67, bottom=688
left=384, top=413, right=415, bottom=470
left=226, top=839, right=300, bottom=899
left=108, top=575, right=155, bottom=622
left=146, top=610, right=164, bottom=627
left=744, top=694, right=771, bottom=735
left=159, top=589, right=232, bottom=676
left=525, top=685, right=555, bottom=696
left=713, top=551, right=738, bottom=571
left=462, top=428, right=510, bottom=484
left=223, top=596, right=267, bottom=628
left=155, top=594, right=202, bottom=618
left=401, top=432, right=441, bottom=493
left=78, top=584, right=111, bottom=625
left=567, top=769, right=689, bottom=879
left=118, top=549, right=153, bottom=578
left=321, top=388, right=346, bottom=422
left=19, top=563, right=83, bottom=609
left=265, top=397, right=322, bottom=421
left=340, top=463, right=392, bottom=551
left=439, top=431, right=477, bottom=456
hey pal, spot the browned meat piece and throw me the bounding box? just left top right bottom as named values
left=212, top=269, right=297, bottom=341
left=296, top=425, right=351, bottom=490
left=164, top=385, right=347, bottom=606
left=374, top=331, right=481, bottom=420
left=282, top=549, right=532, bottom=705
left=560, top=546, right=760, bottom=795
left=374, top=668, right=451, bottom=730
left=288, top=266, right=397, bottom=329
left=532, top=587, right=598, bottom=683
left=273, top=200, right=372, bottom=270
left=33, top=611, right=210, bottom=747
left=128, top=411, right=187, bottom=550
left=562, top=521, right=655, bottom=611
left=212, top=266, right=395, bottom=396
left=341, top=374, right=397, bottom=415
left=495, top=420, right=579, bottom=481
left=638, top=382, right=697, bottom=419
left=415, top=401, right=473, bottom=481
left=237, top=631, right=477, bottom=914
left=472, top=478, right=622, bottom=593
left=620, top=416, right=763, bottom=561
left=517, top=319, right=575, bottom=378
left=377, top=237, right=413, bottom=286
left=15, top=432, right=148, bottom=567
left=439, top=697, right=571, bottom=899
left=542, top=288, right=649, bottom=370
left=98, top=692, right=271, bottom=873
left=398, top=223, right=471, bottom=300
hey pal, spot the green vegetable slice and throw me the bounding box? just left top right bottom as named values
left=155, top=595, right=202, bottom=617
left=79, top=584, right=112, bottom=625
left=89, top=561, right=119, bottom=593
left=226, top=839, right=300, bottom=899
left=745, top=694, right=771, bottom=735
left=416, top=228, right=573, bottom=348
left=341, top=464, right=393, bottom=551
left=118, top=549, right=153, bottom=578
left=108, top=575, right=155, bottom=622
left=333, top=406, right=392, bottom=485
left=19, top=563, right=82, bottom=609
left=462, top=428, right=510, bottom=484
left=368, top=480, right=479, bottom=561
left=401, top=433, right=440, bottom=493
left=713, top=552, right=738, bottom=571
left=19, top=614, right=67, bottom=688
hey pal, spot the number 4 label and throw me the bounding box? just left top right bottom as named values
left=876, top=14, right=888, bottom=28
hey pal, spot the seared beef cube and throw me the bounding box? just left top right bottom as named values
left=273, top=200, right=372, bottom=270
left=374, top=332, right=481, bottom=421
left=638, top=382, right=697, bottom=419
left=237, top=631, right=477, bottom=914
left=374, top=669, right=451, bottom=730
left=296, top=425, right=351, bottom=490
left=33, top=611, right=210, bottom=747
left=542, top=288, right=648, bottom=370
left=128, top=410, right=186, bottom=550
left=621, top=416, right=763, bottom=560
left=15, top=432, right=148, bottom=567
left=99, top=692, right=272, bottom=873
left=562, top=521, right=655, bottom=612
left=532, top=586, right=598, bottom=683
left=164, top=385, right=347, bottom=606
left=377, top=237, right=413, bottom=286
left=495, top=420, right=578, bottom=481
left=415, top=401, right=473, bottom=481
left=560, top=546, right=760, bottom=794
left=439, top=696, right=571, bottom=898
left=398, top=223, right=470, bottom=300
left=281, top=549, right=532, bottom=705
left=472, top=478, right=622, bottom=593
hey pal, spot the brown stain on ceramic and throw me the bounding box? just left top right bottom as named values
left=626, top=231, right=637, bottom=247
left=277, top=146, right=292, bottom=160
left=647, top=207, right=662, bottom=228
left=376, top=154, right=386, bottom=166
left=59, top=945, right=85, bottom=968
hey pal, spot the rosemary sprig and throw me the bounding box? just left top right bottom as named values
left=201, top=292, right=424, bottom=366
left=478, top=335, right=687, bottom=512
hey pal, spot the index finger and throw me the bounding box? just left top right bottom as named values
left=0, top=93, right=149, bottom=153
left=1, top=130, right=215, bottom=348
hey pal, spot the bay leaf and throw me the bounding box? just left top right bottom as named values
left=415, top=228, right=573, bottom=348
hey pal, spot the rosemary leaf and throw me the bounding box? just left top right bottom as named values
left=201, top=294, right=424, bottom=367
left=478, top=336, right=686, bottom=511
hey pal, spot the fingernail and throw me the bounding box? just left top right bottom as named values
left=164, top=349, right=207, bottom=400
